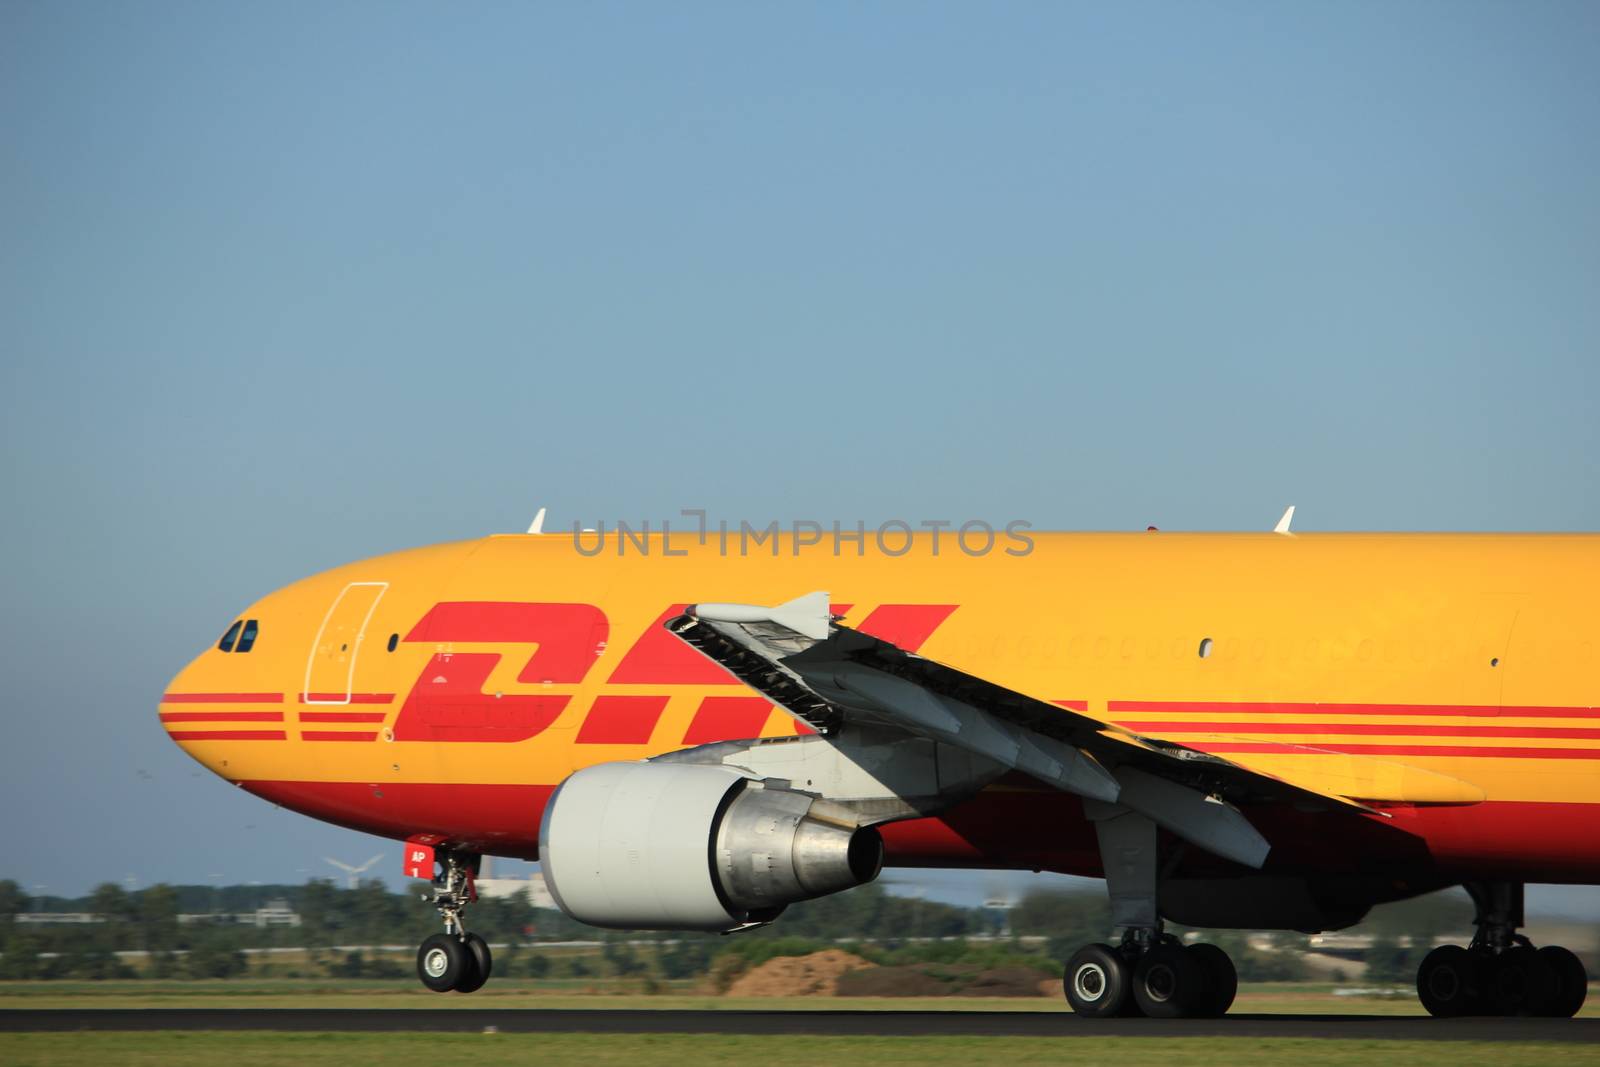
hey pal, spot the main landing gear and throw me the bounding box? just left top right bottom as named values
left=415, top=850, right=494, bottom=994
left=1416, top=882, right=1588, bottom=1018
left=1061, top=804, right=1239, bottom=1018
left=1064, top=933, right=1238, bottom=1018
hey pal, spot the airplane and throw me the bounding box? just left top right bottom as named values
left=160, top=522, right=1597, bottom=1017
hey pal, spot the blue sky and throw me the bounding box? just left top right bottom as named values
left=3, top=2, right=1597, bottom=913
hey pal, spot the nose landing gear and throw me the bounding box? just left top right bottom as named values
left=415, top=850, right=494, bottom=994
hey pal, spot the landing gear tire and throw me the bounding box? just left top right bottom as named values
left=1417, top=945, right=1482, bottom=1018
left=1536, top=945, right=1588, bottom=1019
left=1064, top=943, right=1133, bottom=1018
left=1418, top=943, right=1588, bottom=1018
left=454, top=933, right=492, bottom=994
left=417, top=933, right=472, bottom=993
left=417, top=849, right=494, bottom=994
left=1186, top=943, right=1238, bottom=1018
left=1490, top=945, right=1559, bottom=1016
left=1132, top=941, right=1208, bottom=1019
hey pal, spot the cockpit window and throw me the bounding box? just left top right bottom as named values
left=218, top=620, right=243, bottom=653
left=236, top=619, right=260, bottom=653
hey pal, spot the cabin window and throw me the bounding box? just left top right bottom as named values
left=1198, top=637, right=1214, bottom=659
left=218, top=620, right=243, bottom=653
left=387, top=633, right=399, bottom=652
left=236, top=619, right=260, bottom=653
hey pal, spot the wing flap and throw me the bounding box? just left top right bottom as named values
left=1162, top=737, right=1486, bottom=805
left=667, top=593, right=1483, bottom=820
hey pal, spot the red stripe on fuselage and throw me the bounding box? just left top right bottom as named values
left=1187, top=741, right=1600, bottom=760
left=166, top=730, right=285, bottom=741
left=298, top=693, right=394, bottom=704
left=1118, top=721, right=1600, bottom=740
left=161, top=693, right=283, bottom=703
left=299, top=712, right=387, bottom=723
left=1108, top=700, right=1600, bottom=719
left=160, top=712, right=283, bottom=723
left=302, top=731, right=379, bottom=741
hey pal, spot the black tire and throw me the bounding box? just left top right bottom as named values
left=1417, top=945, right=1481, bottom=1017
left=455, top=933, right=492, bottom=994
left=1490, top=945, right=1559, bottom=1016
left=1133, top=941, right=1208, bottom=1019
left=417, top=932, right=471, bottom=993
left=1187, top=943, right=1238, bottom=1017
left=1535, top=945, right=1588, bottom=1018
left=1064, top=943, right=1133, bottom=1018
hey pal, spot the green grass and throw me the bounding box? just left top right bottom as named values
left=0, top=979, right=1365, bottom=1012
left=2, top=1034, right=1598, bottom=1067
left=2, top=980, right=1594, bottom=1017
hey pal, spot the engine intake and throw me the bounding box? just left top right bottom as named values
left=538, top=761, right=882, bottom=931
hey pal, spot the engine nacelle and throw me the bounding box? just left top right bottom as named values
left=538, top=761, right=883, bottom=931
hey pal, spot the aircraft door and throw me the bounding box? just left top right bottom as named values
left=304, top=581, right=389, bottom=704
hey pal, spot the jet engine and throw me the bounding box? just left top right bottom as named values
left=538, top=761, right=883, bottom=931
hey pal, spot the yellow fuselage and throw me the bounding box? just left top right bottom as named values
left=162, top=532, right=1600, bottom=884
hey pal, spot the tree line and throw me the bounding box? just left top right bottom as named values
left=0, top=876, right=1506, bottom=985
left=0, top=876, right=992, bottom=981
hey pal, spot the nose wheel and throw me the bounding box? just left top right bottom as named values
left=416, top=931, right=492, bottom=993
left=414, top=850, right=495, bottom=994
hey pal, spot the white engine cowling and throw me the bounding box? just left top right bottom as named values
left=538, top=761, right=883, bottom=931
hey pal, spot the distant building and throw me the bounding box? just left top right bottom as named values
left=476, top=875, right=556, bottom=909
left=475, top=858, right=556, bottom=908
left=15, top=913, right=103, bottom=925
left=176, top=899, right=301, bottom=927
left=247, top=898, right=301, bottom=928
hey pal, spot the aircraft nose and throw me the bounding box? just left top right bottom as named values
left=158, top=631, right=283, bottom=778
left=159, top=652, right=214, bottom=754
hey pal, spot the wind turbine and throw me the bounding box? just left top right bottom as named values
left=323, top=854, right=384, bottom=889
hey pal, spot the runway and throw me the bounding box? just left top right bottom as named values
left=3, top=1009, right=1596, bottom=1041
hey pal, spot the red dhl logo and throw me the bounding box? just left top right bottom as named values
left=167, top=603, right=1600, bottom=760
left=164, top=602, right=956, bottom=746
left=389, top=601, right=956, bottom=745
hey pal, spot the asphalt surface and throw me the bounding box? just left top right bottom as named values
left=2, top=1009, right=1596, bottom=1040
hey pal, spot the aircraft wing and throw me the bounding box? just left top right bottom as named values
left=667, top=593, right=1483, bottom=869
